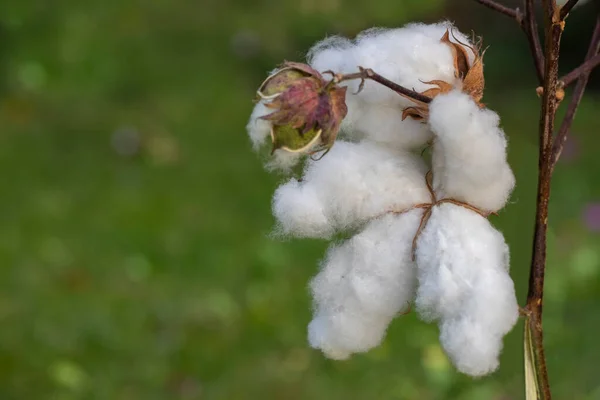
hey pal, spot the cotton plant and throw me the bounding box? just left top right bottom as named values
left=246, top=21, right=519, bottom=377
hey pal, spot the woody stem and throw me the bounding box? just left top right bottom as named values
left=525, top=1, right=566, bottom=399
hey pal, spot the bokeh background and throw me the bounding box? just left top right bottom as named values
left=1, top=0, right=599, bottom=399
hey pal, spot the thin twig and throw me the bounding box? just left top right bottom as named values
left=524, top=0, right=546, bottom=84
left=559, top=0, right=580, bottom=19
left=552, top=16, right=600, bottom=165
left=560, top=53, right=600, bottom=87
left=474, top=0, right=545, bottom=84
left=333, top=68, right=432, bottom=104
left=474, top=0, right=520, bottom=19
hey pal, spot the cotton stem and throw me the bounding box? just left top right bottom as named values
left=525, top=2, right=565, bottom=399
left=331, top=68, right=432, bottom=104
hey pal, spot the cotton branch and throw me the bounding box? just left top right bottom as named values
left=475, top=0, right=545, bottom=84
left=331, top=68, right=432, bottom=104
left=560, top=53, right=600, bottom=87
left=475, top=0, right=520, bottom=18
left=552, top=15, right=600, bottom=165
left=559, top=0, right=580, bottom=19
left=524, top=0, right=545, bottom=84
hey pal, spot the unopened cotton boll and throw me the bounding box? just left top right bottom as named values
left=308, top=209, right=423, bottom=359
left=428, top=90, right=515, bottom=212
left=308, top=21, right=474, bottom=150
left=414, top=203, right=519, bottom=376
left=272, top=140, right=431, bottom=238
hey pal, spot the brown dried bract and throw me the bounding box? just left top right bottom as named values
left=401, top=29, right=487, bottom=121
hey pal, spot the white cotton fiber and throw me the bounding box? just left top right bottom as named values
left=414, top=203, right=519, bottom=376
left=266, top=150, right=304, bottom=173
left=308, top=209, right=422, bottom=359
left=272, top=179, right=334, bottom=239
left=428, top=90, right=515, bottom=212
left=347, top=104, right=438, bottom=150
left=272, top=140, right=430, bottom=238
left=246, top=102, right=272, bottom=150
left=439, top=317, right=503, bottom=376
left=308, top=21, right=474, bottom=150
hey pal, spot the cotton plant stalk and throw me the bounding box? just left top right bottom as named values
left=473, top=0, right=600, bottom=397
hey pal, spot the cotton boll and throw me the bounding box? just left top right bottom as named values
left=428, top=90, right=515, bottom=212
left=347, top=212, right=421, bottom=313
left=415, top=204, right=518, bottom=323
left=270, top=131, right=432, bottom=240
left=272, top=179, right=334, bottom=239
left=293, top=140, right=430, bottom=233
left=308, top=210, right=422, bottom=359
left=414, top=203, right=519, bottom=376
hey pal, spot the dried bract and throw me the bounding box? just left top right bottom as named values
left=402, top=30, right=486, bottom=121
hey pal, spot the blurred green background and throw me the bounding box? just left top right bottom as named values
left=0, top=0, right=599, bottom=399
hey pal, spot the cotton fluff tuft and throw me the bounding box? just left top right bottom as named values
left=272, top=179, right=334, bottom=239
left=414, top=203, right=519, bottom=376
left=428, top=90, right=515, bottom=212
left=272, top=140, right=430, bottom=239
left=307, top=22, right=474, bottom=149
left=308, top=209, right=422, bottom=359
left=246, top=102, right=272, bottom=150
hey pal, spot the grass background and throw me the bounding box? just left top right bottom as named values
left=0, top=0, right=599, bottom=399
